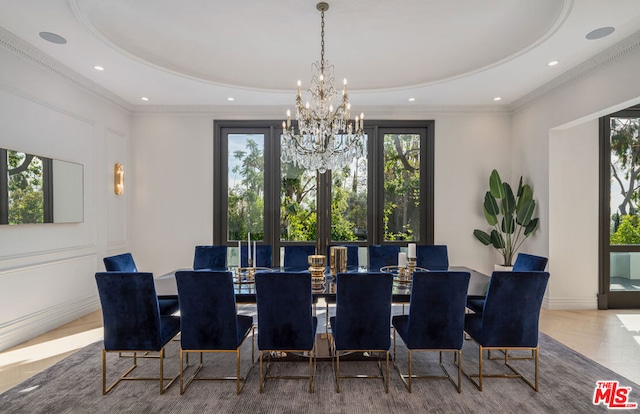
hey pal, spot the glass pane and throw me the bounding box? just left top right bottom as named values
left=610, top=252, right=640, bottom=291
left=7, top=151, right=44, bottom=224
left=281, top=137, right=317, bottom=241
left=331, top=135, right=368, bottom=241
left=383, top=133, right=420, bottom=241
left=610, top=116, right=640, bottom=245
left=227, top=134, right=264, bottom=241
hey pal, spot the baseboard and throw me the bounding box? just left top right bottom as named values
left=543, top=295, right=599, bottom=310
left=0, top=295, right=100, bottom=352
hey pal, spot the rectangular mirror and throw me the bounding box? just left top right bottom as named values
left=0, top=148, right=84, bottom=224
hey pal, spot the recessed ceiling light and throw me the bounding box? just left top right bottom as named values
left=494, top=97, right=502, bottom=101
left=93, top=65, right=104, bottom=71
left=39, top=32, right=67, bottom=44
left=140, top=97, right=149, bottom=101
left=227, top=97, right=235, bottom=101
left=586, top=26, right=615, bottom=40
left=408, top=98, right=415, bottom=102
left=548, top=60, right=559, bottom=66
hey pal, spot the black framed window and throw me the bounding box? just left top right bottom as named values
left=599, top=105, right=640, bottom=309
left=213, top=120, right=434, bottom=266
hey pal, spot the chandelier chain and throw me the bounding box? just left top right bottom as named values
left=320, top=9, right=325, bottom=73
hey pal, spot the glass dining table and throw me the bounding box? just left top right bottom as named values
left=154, top=266, right=490, bottom=304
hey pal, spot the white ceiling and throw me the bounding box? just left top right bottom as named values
left=2, top=0, right=640, bottom=108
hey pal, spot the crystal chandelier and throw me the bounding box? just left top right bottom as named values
left=282, top=2, right=366, bottom=174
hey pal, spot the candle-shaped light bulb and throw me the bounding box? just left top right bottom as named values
left=297, top=80, right=301, bottom=97
left=343, top=78, right=347, bottom=85
left=319, top=73, right=324, bottom=82
left=282, top=121, right=286, bottom=130
left=286, top=109, right=291, bottom=128
left=306, top=102, right=310, bottom=109
left=329, top=104, right=333, bottom=113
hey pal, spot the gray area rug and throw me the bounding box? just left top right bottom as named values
left=1, top=306, right=638, bottom=414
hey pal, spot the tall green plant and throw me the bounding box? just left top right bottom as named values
left=473, top=169, right=539, bottom=266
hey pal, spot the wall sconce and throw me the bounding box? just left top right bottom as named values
left=114, top=163, right=124, bottom=195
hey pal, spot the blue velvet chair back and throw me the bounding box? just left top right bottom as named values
left=512, top=253, right=548, bottom=271
left=333, top=272, right=393, bottom=351
left=255, top=272, right=316, bottom=350
left=95, top=272, right=180, bottom=351
left=240, top=244, right=272, bottom=268
left=283, top=245, right=316, bottom=271
left=415, top=245, right=449, bottom=270
left=175, top=270, right=248, bottom=350
left=368, top=245, right=400, bottom=271
left=404, top=271, right=469, bottom=349
left=103, top=253, right=137, bottom=272
left=475, top=271, right=550, bottom=347
left=193, top=245, right=228, bottom=270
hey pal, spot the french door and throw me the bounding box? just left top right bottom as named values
left=600, top=106, right=640, bottom=308
left=214, top=120, right=434, bottom=266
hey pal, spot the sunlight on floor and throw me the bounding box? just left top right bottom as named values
left=616, top=314, right=640, bottom=332
left=0, top=328, right=103, bottom=369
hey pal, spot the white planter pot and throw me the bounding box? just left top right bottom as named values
left=494, top=264, right=513, bottom=271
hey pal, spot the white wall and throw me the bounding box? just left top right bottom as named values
left=0, top=47, right=130, bottom=350
left=512, top=45, right=640, bottom=309
left=549, top=121, right=599, bottom=309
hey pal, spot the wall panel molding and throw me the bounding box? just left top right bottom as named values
left=0, top=245, right=96, bottom=274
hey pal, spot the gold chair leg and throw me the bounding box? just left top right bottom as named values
left=408, top=350, right=412, bottom=393
left=385, top=351, right=389, bottom=394
left=335, top=351, right=341, bottom=393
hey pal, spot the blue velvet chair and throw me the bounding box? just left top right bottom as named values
left=512, top=253, right=548, bottom=271
left=283, top=245, right=316, bottom=271
left=103, top=252, right=137, bottom=272
left=368, top=245, right=400, bottom=271
left=466, top=253, right=548, bottom=314
left=325, top=245, right=360, bottom=332
left=240, top=244, right=273, bottom=268
left=193, top=245, right=228, bottom=270
left=392, top=271, right=470, bottom=392
left=175, top=270, right=254, bottom=394
left=463, top=271, right=550, bottom=391
left=95, top=272, right=181, bottom=394
left=330, top=272, right=393, bottom=393
left=255, top=271, right=318, bottom=393
left=415, top=245, right=449, bottom=270
left=103, top=253, right=179, bottom=317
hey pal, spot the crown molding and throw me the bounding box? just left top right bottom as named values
left=130, top=103, right=510, bottom=116
left=508, top=30, right=640, bottom=113
left=0, top=26, right=133, bottom=112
